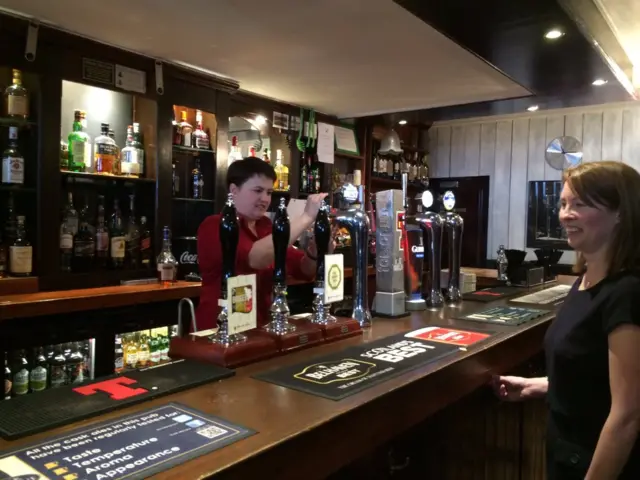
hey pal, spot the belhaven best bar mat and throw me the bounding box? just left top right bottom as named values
left=462, top=285, right=528, bottom=303
left=0, top=402, right=254, bottom=480
left=253, top=332, right=463, bottom=401
left=0, top=359, right=234, bottom=440
left=457, top=305, right=548, bottom=326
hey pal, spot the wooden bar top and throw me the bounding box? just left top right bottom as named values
left=0, top=280, right=572, bottom=479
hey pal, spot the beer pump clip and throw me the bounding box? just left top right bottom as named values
left=169, top=194, right=279, bottom=367
left=441, top=191, right=464, bottom=303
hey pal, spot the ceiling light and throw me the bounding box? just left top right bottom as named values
left=398, top=120, right=407, bottom=125
left=592, top=78, right=608, bottom=86
left=255, top=115, right=267, bottom=125
left=527, top=105, right=539, bottom=112
left=544, top=29, right=564, bottom=40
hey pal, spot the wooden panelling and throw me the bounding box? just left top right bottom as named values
left=429, top=102, right=640, bottom=261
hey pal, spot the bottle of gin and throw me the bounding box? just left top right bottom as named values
left=68, top=110, right=91, bottom=172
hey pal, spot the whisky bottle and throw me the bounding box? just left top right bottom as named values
left=60, top=212, right=73, bottom=272
left=125, top=333, right=138, bottom=370
left=4, top=69, right=28, bottom=119
left=156, top=226, right=178, bottom=286
left=68, top=110, right=91, bottom=172
left=11, top=350, right=29, bottom=397
left=2, top=127, right=24, bottom=185
left=178, top=111, right=193, bottom=147
left=94, top=123, right=117, bottom=175
left=109, top=199, right=126, bottom=269
left=192, top=158, right=203, bottom=199
left=273, top=149, right=289, bottom=191
left=73, top=202, right=96, bottom=272
left=192, top=111, right=209, bottom=149
left=114, top=335, right=124, bottom=373
left=9, top=216, right=32, bottom=277
left=131, top=123, right=145, bottom=176
left=137, top=332, right=150, bottom=367
left=95, top=195, right=109, bottom=268
left=139, top=216, right=152, bottom=269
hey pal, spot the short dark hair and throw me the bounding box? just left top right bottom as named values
left=226, top=156, right=276, bottom=188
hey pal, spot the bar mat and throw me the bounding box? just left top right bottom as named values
left=457, top=306, right=548, bottom=326
left=509, top=284, right=571, bottom=305
left=254, top=332, right=461, bottom=401
left=0, top=359, right=234, bottom=440
left=0, top=402, right=254, bottom=480
left=462, top=285, right=528, bottom=302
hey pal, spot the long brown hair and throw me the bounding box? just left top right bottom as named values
left=563, top=160, right=640, bottom=275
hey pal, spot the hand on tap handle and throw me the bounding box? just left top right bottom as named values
left=302, top=193, right=328, bottom=223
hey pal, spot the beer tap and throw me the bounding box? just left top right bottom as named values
left=311, top=200, right=335, bottom=325
left=211, top=193, right=247, bottom=346
left=264, top=197, right=296, bottom=335
left=415, top=205, right=444, bottom=308
left=443, top=210, right=464, bottom=303
left=334, top=182, right=372, bottom=328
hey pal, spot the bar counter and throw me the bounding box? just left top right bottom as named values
left=0, top=279, right=571, bottom=479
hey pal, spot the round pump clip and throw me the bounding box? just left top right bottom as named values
left=421, top=190, right=434, bottom=209
left=442, top=190, right=456, bottom=211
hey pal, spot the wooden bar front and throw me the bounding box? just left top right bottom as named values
left=0, top=282, right=563, bottom=479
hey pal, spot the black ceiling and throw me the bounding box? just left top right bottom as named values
left=390, top=0, right=634, bottom=123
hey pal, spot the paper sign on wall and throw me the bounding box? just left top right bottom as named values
left=317, top=122, right=335, bottom=164
left=324, top=254, right=344, bottom=304
left=227, top=274, right=257, bottom=334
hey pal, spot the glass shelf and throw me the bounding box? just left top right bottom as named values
left=172, top=197, right=213, bottom=203
left=62, top=171, right=156, bottom=184
left=172, top=145, right=214, bottom=155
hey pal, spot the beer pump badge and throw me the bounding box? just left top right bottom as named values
left=227, top=274, right=257, bottom=335
left=324, top=254, right=344, bottom=304
left=442, top=190, right=456, bottom=211
left=421, top=190, right=434, bottom=208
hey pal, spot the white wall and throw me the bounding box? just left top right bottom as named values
left=428, top=101, right=640, bottom=263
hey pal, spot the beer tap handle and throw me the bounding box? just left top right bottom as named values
left=314, top=200, right=330, bottom=282
left=220, top=193, right=239, bottom=296
left=273, top=197, right=290, bottom=285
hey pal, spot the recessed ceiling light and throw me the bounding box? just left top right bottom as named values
left=592, top=78, right=608, bottom=86
left=545, top=29, right=564, bottom=40
left=398, top=120, right=407, bottom=125
left=527, top=105, right=539, bottom=112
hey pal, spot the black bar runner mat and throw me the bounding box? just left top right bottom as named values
left=509, top=284, right=572, bottom=306
left=457, top=306, right=548, bottom=326
left=0, top=359, right=234, bottom=440
left=0, top=402, right=254, bottom=480
left=254, top=332, right=462, bottom=401
left=462, top=285, right=528, bottom=302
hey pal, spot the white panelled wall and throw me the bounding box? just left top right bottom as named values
left=427, top=101, right=640, bottom=264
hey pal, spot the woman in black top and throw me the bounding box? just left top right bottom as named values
left=493, top=161, right=640, bottom=479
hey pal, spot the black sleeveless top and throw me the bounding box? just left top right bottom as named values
left=544, top=272, right=640, bottom=478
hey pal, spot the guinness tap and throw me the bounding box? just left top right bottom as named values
left=211, top=193, right=246, bottom=346
left=312, top=200, right=335, bottom=324
left=264, top=197, right=295, bottom=335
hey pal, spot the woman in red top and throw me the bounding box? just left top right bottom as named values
left=196, top=156, right=327, bottom=330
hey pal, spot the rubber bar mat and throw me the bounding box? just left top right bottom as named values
left=462, top=285, right=528, bottom=303
left=0, top=359, right=233, bottom=440
left=456, top=305, right=548, bottom=326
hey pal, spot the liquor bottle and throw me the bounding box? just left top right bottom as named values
left=4, top=69, right=28, bottom=119
left=126, top=194, right=140, bottom=269
left=67, top=110, right=91, bottom=172
left=81, top=341, right=92, bottom=380
left=108, top=128, right=121, bottom=175
left=109, top=199, right=126, bottom=269
left=29, top=347, right=48, bottom=393
left=10, top=216, right=31, bottom=277
left=2, top=127, right=24, bottom=185
left=0, top=232, right=7, bottom=278
left=160, top=327, right=170, bottom=361
left=192, top=158, right=203, bottom=199
left=132, top=123, right=145, bottom=176
left=125, top=334, right=138, bottom=370
left=94, top=123, right=117, bottom=175
left=66, top=342, right=84, bottom=384
left=311, top=156, right=321, bottom=193
left=228, top=135, right=242, bottom=163
left=95, top=195, right=109, bottom=268
left=178, top=111, right=193, bottom=147
left=149, top=329, right=161, bottom=365
left=3, top=353, right=11, bottom=400
left=139, top=216, right=152, bottom=269
left=300, top=152, right=308, bottom=193
left=172, top=117, right=181, bottom=146
left=3, top=193, right=17, bottom=247
left=372, top=155, right=378, bottom=178
left=114, top=335, right=124, bottom=373
left=157, top=226, right=178, bottom=286
left=273, top=149, right=289, bottom=191
left=60, top=211, right=73, bottom=272
left=137, top=332, right=150, bottom=367
left=11, top=350, right=29, bottom=397
left=64, top=192, right=79, bottom=235
left=306, top=154, right=314, bottom=193
left=60, top=140, right=69, bottom=171
left=192, top=111, right=209, bottom=149
left=73, top=201, right=95, bottom=272
left=49, top=345, right=67, bottom=388
left=121, top=125, right=135, bottom=177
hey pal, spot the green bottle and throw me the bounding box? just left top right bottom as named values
left=67, top=110, right=90, bottom=172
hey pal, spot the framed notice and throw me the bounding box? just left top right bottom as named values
left=324, top=254, right=344, bottom=304
left=334, top=125, right=359, bottom=156
left=227, top=274, right=257, bottom=334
